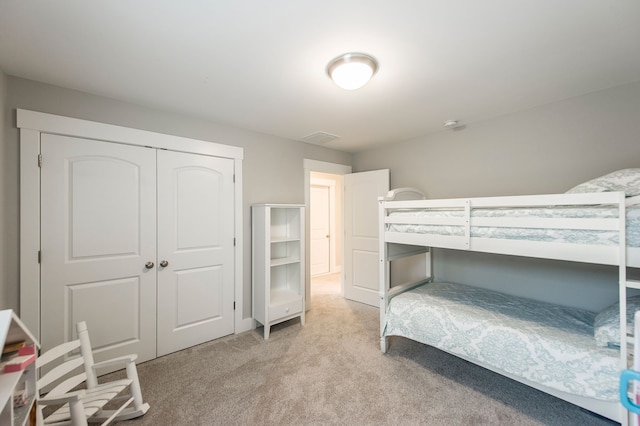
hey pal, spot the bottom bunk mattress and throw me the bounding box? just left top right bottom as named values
left=383, top=281, right=620, bottom=401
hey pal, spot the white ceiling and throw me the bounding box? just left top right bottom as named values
left=1, top=1, right=639, bottom=152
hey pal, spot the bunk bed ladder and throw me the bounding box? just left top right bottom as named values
left=620, top=311, right=640, bottom=426
left=624, top=280, right=640, bottom=426
left=379, top=197, right=389, bottom=353
left=619, top=192, right=635, bottom=426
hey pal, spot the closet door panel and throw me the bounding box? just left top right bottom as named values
left=174, top=267, right=223, bottom=324
left=67, top=277, right=142, bottom=350
left=40, top=134, right=157, bottom=363
left=156, top=150, right=235, bottom=356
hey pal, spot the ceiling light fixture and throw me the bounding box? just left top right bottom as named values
left=443, top=120, right=459, bottom=129
left=326, top=53, right=378, bottom=90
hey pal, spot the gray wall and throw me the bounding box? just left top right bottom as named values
left=354, top=80, right=640, bottom=312
left=4, top=75, right=639, bottom=316
left=1, top=76, right=353, bottom=320
left=0, top=69, right=7, bottom=309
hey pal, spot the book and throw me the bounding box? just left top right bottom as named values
left=2, top=340, right=26, bottom=354
left=3, top=354, right=35, bottom=373
left=13, top=388, right=27, bottom=408
left=17, top=345, right=36, bottom=356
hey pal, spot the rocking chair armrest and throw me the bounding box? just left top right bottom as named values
left=91, top=354, right=138, bottom=372
left=38, top=389, right=85, bottom=406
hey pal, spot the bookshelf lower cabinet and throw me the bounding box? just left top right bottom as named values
left=270, top=297, right=303, bottom=322
left=252, top=204, right=305, bottom=339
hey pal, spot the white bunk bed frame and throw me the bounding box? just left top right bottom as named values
left=378, top=188, right=640, bottom=424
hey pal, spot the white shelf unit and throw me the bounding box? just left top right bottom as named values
left=0, top=310, right=39, bottom=426
left=252, top=204, right=305, bottom=339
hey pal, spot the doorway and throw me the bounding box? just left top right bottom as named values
left=303, top=160, right=352, bottom=306
left=303, top=160, right=389, bottom=308
left=310, top=272, right=341, bottom=296
left=310, top=172, right=341, bottom=278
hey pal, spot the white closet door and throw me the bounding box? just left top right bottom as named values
left=343, top=169, right=389, bottom=306
left=40, top=134, right=157, bottom=363
left=156, top=150, right=235, bottom=356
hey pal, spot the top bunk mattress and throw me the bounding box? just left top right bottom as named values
left=383, top=281, right=620, bottom=401
left=387, top=202, right=640, bottom=247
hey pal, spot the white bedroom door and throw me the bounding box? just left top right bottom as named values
left=343, top=169, right=389, bottom=306
left=40, top=134, right=158, bottom=363
left=310, top=184, right=331, bottom=276
left=156, top=150, right=235, bottom=356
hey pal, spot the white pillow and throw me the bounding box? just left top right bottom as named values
left=566, top=168, right=640, bottom=197
left=594, top=296, right=640, bottom=347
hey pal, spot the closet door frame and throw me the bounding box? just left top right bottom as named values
left=18, top=109, right=248, bottom=341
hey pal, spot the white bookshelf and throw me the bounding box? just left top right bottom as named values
left=0, top=310, right=39, bottom=426
left=252, top=204, right=305, bottom=339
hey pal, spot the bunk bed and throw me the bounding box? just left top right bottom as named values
left=377, top=169, right=640, bottom=424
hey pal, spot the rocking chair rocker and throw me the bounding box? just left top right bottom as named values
left=36, top=321, right=150, bottom=425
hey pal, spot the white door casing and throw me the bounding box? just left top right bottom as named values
left=310, top=184, right=330, bottom=276
left=19, top=109, right=246, bottom=363
left=40, top=134, right=158, bottom=363
left=303, top=160, right=352, bottom=306
left=343, top=169, right=389, bottom=307
left=156, top=150, right=235, bottom=356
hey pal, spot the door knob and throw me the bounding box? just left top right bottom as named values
left=145, top=261, right=155, bottom=269
left=160, top=260, right=169, bottom=268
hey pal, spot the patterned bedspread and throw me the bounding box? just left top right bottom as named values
left=388, top=204, right=640, bottom=247
left=383, top=282, right=621, bottom=401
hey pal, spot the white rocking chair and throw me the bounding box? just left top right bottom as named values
left=36, top=321, right=150, bottom=425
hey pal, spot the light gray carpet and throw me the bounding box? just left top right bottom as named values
left=115, top=275, right=617, bottom=425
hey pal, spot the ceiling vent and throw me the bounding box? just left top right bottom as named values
left=301, top=131, right=339, bottom=145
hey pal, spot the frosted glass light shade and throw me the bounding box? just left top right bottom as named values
left=327, top=53, right=378, bottom=90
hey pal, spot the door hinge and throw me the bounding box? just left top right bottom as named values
left=38, top=251, right=41, bottom=264
left=233, top=174, right=236, bottom=183
left=233, top=238, right=236, bottom=246
left=38, top=154, right=42, bottom=168
left=233, top=301, right=236, bottom=310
